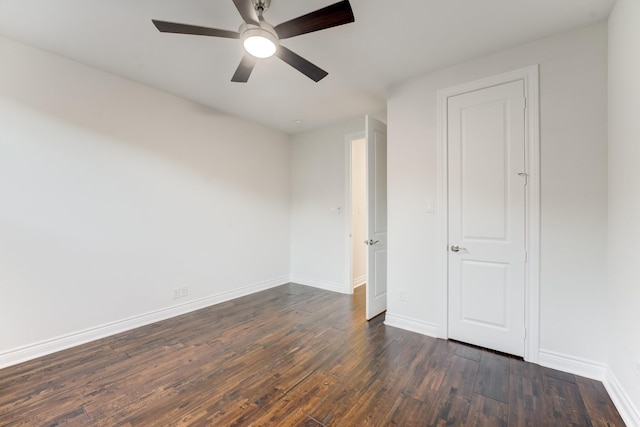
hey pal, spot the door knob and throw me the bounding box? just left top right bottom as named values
left=451, top=245, right=466, bottom=252
left=364, top=239, right=380, bottom=246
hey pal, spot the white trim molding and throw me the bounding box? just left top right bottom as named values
left=538, top=349, right=640, bottom=427
left=604, top=369, right=640, bottom=427
left=0, top=276, right=289, bottom=369
left=290, top=275, right=349, bottom=294
left=538, top=349, right=608, bottom=381
left=436, top=65, right=541, bottom=362
left=352, top=275, right=366, bottom=288
left=384, top=313, right=439, bottom=338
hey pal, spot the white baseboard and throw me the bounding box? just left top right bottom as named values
left=538, top=349, right=640, bottom=427
left=538, top=349, right=608, bottom=381
left=604, top=369, right=640, bottom=427
left=384, top=312, right=439, bottom=338
left=290, top=275, right=349, bottom=294
left=352, top=275, right=366, bottom=288
left=0, top=276, right=289, bottom=369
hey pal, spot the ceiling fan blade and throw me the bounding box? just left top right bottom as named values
left=152, top=20, right=239, bottom=38
left=231, top=54, right=257, bottom=82
left=274, top=0, right=354, bottom=40
left=276, top=46, right=328, bottom=82
left=232, top=0, right=259, bottom=25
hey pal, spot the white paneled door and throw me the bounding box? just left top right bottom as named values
left=447, top=80, right=526, bottom=356
left=365, top=115, right=388, bottom=320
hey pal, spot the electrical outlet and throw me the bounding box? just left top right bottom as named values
left=180, top=286, right=189, bottom=297
left=398, top=289, right=406, bottom=302
left=172, top=288, right=181, bottom=299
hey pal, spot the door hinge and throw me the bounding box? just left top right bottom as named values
left=523, top=97, right=527, bottom=110
left=524, top=250, right=528, bottom=262
left=524, top=327, right=527, bottom=339
left=518, top=172, right=528, bottom=186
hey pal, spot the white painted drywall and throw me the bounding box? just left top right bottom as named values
left=0, top=37, right=291, bottom=357
left=289, top=118, right=365, bottom=293
left=351, top=138, right=366, bottom=288
left=387, top=23, right=608, bottom=364
left=608, top=0, right=640, bottom=420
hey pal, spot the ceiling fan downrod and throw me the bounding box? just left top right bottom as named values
left=252, top=0, right=271, bottom=18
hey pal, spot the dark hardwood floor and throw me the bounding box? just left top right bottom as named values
left=0, top=284, right=625, bottom=426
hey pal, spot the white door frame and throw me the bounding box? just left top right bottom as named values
left=344, top=131, right=366, bottom=294
left=436, top=65, right=540, bottom=363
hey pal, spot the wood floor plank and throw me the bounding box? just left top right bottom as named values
left=465, top=394, right=509, bottom=427
left=0, top=283, right=625, bottom=426
left=541, top=365, right=578, bottom=384
left=306, top=357, right=381, bottom=425
left=338, top=377, right=403, bottom=426
left=402, top=339, right=458, bottom=402
left=576, top=376, right=626, bottom=427
left=474, top=352, right=511, bottom=404
left=454, top=341, right=484, bottom=362
left=250, top=370, right=337, bottom=426
left=381, top=394, right=435, bottom=427
left=508, top=358, right=545, bottom=427
left=541, top=374, right=593, bottom=426
left=181, top=397, right=265, bottom=427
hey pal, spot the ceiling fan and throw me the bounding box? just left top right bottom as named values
left=152, top=0, right=355, bottom=83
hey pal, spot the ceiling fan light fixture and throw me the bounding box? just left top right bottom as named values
left=153, top=0, right=355, bottom=82
left=241, top=24, right=278, bottom=58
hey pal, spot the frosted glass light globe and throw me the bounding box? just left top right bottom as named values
left=243, top=34, right=276, bottom=58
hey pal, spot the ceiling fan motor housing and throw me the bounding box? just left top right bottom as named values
left=239, top=21, right=279, bottom=58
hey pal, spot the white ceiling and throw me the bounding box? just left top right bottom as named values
left=0, top=0, right=615, bottom=134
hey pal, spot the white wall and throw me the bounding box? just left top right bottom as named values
left=351, top=138, right=366, bottom=287
left=607, top=0, right=640, bottom=422
left=387, top=23, right=608, bottom=364
left=289, top=118, right=365, bottom=293
left=0, top=37, right=291, bottom=364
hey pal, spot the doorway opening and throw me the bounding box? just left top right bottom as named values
left=350, top=137, right=367, bottom=292
left=346, top=132, right=366, bottom=296
left=345, top=115, right=388, bottom=320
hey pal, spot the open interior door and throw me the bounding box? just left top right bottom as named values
left=365, top=115, right=388, bottom=320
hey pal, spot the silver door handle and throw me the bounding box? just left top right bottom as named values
left=364, top=239, right=380, bottom=246
left=451, top=245, right=466, bottom=252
